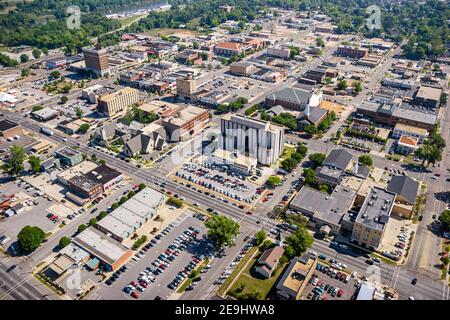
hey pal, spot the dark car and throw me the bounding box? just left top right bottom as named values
left=411, top=278, right=417, bottom=285
left=365, top=259, right=374, bottom=265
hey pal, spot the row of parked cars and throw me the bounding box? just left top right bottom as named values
left=309, top=274, right=345, bottom=300
left=168, top=227, right=204, bottom=290
left=214, top=239, right=253, bottom=285
left=169, top=252, right=207, bottom=291
left=122, top=224, right=181, bottom=298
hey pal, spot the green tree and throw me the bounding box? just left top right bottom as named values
left=127, top=190, right=136, bottom=198
left=316, top=37, right=325, bottom=47
left=302, top=168, right=315, bottom=186
left=309, top=153, right=325, bottom=168
left=138, top=183, right=146, bottom=191
left=440, top=210, right=450, bottom=231
left=60, top=96, right=68, bottom=104
left=281, top=158, right=298, bottom=172
left=77, top=123, right=90, bottom=134
left=358, top=154, right=373, bottom=166
left=205, top=215, right=240, bottom=248
left=97, top=211, right=107, bottom=220
left=88, top=218, right=97, bottom=226
left=28, top=155, right=41, bottom=173
left=2, top=145, right=25, bottom=176
left=266, top=175, right=282, bottom=187
left=32, top=105, right=43, bottom=112
left=254, top=230, right=267, bottom=246
left=324, top=77, right=332, bottom=85
left=77, top=224, right=87, bottom=233
left=318, top=184, right=329, bottom=193
left=21, top=68, right=30, bottom=77
left=59, top=236, right=71, bottom=248
left=32, top=48, right=41, bottom=59
left=111, top=202, right=119, bottom=210
left=20, top=54, right=29, bottom=63
left=284, top=225, right=314, bottom=259
left=354, top=81, right=363, bottom=93
left=49, top=70, right=61, bottom=79
left=74, top=107, right=83, bottom=118
left=337, top=80, right=348, bottom=91
left=17, top=226, right=45, bottom=252
left=304, top=124, right=318, bottom=135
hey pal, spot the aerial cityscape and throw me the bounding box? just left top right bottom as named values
left=0, top=0, right=449, bottom=305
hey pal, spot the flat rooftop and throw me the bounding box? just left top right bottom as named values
left=99, top=87, right=137, bottom=103
left=73, top=227, right=130, bottom=265
left=211, top=149, right=257, bottom=168
left=55, top=147, right=80, bottom=159
left=222, top=113, right=285, bottom=132
left=85, top=164, right=122, bottom=185
left=356, top=187, right=395, bottom=231
left=290, top=185, right=356, bottom=227
left=57, top=160, right=98, bottom=181
left=0, top=119, right=19, bottom=132
left=164, top=105, right=207, bottom=126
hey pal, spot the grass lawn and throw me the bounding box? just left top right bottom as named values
left=370, top=252, right=397, bottom=265
left=280, top=146, right=295, bottom=161
left=217, top=246, right=258, bottom=296
left=118, top=14, right=146, bottom=27
left=227, top=251, right=288, bottom=300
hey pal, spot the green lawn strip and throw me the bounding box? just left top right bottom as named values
left=217, top=246, right=259, bottom=296
left=177, top=259, right=209, bottom=293
left=280, top=146, right=295, bottom=161
left=227, top=253, right=288, bottom=299
left=370, top=252, right=397, bottom=265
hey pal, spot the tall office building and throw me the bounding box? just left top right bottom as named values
left=176, top=76, right=197, bottom=100
left=83, top=47, right=110, bottom=77
left=97, top=87, right=139, bottom=118
left=220, top=114, right=285, bottom=165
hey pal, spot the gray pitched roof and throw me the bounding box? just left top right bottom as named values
left=386, top=175, right=419, bottom=204
left=125, top=135, right=142, bottom=155
left=266, top=87, right=313, bottom=106
left=323, top=149, right=353, bottom=171
left=307, top=107, right=328, bottom=125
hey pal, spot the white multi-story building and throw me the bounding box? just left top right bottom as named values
left=220, top=114, right=285, bottom=165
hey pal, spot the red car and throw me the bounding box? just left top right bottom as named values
left=246, top=211, right=253, bottom=215
left=139, top=281, right=148, bottom=288
left=165, top=249, right=171, bottom=255
left=130, top=281, right=138, bottom=288
left=339, top=274, right=346, bottom=281
left=131, top=291, right=140, bottom=299
left=337, top=289, right=344, bottom=297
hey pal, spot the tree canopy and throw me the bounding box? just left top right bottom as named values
left=17, top=226, right=45, bottom=252
left=284, top=225, right=314, bottom=259
left=3, top=145, right=26, bottom=176
left=205, top=215, right=240, bottom=248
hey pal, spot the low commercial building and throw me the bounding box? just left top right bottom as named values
left=356, top=101, right=437, bottom=130
left=162, top=105, right=209, bottom=142
left=386, top=175, right=419, bottom=219
left=97, top=87, right=139, bottom=118
left=0, top=119, right=23, bottom=140
left=67, top=175, right=103, bottom=205
left=350, top=187, right=395, bottom=250
left=413, top=85, right=442, bottom=109
left=396, top=136, right=419, bottom=155
left=31, top=107, right=59, bottom=121
left=73, top=227, right=132, bottom=271
left=267, top=46, right=291, bottom=59
left=254, top=246, right=285, bottom=279
left=55, top=147, right=83, bottom=167
left=46, top=58, right=67, bottom=70
left=229, top=61, right=255, bottom=76
left=84, top=164, right=123, bottom=193
left=210, top=149, right=257, bottom=176
left=57, top=160, right=99, bottom=186
left=96, top=187, right=165, bottom=242
left=276, top=255, right=317, bottom=300
left=213, top=42, right=243, bottom=57
left=290, top=185, right=356, bottom=235
left=392, top=123, right=428, bottom=142
left=336, top=46, right=368, bottom=59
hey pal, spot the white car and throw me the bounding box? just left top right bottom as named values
left=308, top=250, right=317, bottom=257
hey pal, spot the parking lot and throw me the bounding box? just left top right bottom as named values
left=0, top=181, right=60, bottom=253
left=96, top=210, right=213, bottom=300
left=174, top=161, right=262, bottom=205
left=303, top=261, right=359, bottom=300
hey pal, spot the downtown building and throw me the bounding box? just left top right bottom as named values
left=220, top=114, right=285, bottom=165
